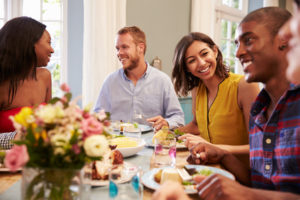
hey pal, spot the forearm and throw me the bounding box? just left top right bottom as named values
left=221, top=151, right=251, bottom=186
left=217, top=144, right=249, bottom=155
left=178, top=121, right=199, bottom=135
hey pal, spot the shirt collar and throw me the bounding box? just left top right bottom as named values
left=121, top=61, right=151, bottom=81
left=250, top=83, right=300, bottom=116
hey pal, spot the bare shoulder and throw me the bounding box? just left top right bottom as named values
left=237, top=76, right=260, bottom=106
left=36, top=67, right=51, bottom=78
left=191, top=87, right=198, bottom=98
left=238, top=76, right=260, bottom=93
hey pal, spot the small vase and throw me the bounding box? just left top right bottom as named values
left=21, top=167, right=90, bottom=200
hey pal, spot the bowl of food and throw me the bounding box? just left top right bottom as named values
left=110, top=136, right=146, bottom=157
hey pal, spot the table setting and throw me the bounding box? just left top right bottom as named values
left=0, top=91, right=234, bottom=200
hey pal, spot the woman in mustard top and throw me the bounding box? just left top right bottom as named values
left=172, top=32, right=260, bottom=159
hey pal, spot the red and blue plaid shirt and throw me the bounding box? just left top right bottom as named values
left=249, top=84, right=300, bottom=194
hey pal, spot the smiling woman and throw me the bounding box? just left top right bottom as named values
left=171, top=32, right=260, bottom=165
left=0, top=17, right=53, bottom=133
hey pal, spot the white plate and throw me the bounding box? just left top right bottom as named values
left=88, top=162, right=135, bottom=186
left=116, top=138, right=146, bottom=158
left=145, top=137, right=187, bottom=149
left=111, top=122, right=153, bottom=133
left=0, top=167, right=22, bottom=172
left=141, top=165, right=235, bottom=194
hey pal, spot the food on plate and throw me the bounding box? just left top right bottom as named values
left=110, top=137, right=138, bottom=148
left=91, top=149, right=123, bottom=180
left=153, top=166, right=213, bottom=189
left=154, top=169, right=163, bottom=183
left=152, top=127, right=185, bottom=147
left=152, top=126, right=172, bottom=143
left=161, top=168, right=182, bottom=184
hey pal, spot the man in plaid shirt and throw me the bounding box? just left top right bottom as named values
left=163, top=7, right=300, bottom=200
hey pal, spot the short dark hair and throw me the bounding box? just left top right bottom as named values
left=0, top=16, right=46, bottom=109
left=172, top=32, right=229, bottom=97
left=240, top=7, right=291, bottom=37
left=118, top=26, right=147, bottom=54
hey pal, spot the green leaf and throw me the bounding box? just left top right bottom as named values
left=48, top=97, right=61, bottom=104
left=64, top=93, right=72, bottom=102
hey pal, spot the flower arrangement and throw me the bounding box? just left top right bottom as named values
left=4, top=83, right=111, bottom=199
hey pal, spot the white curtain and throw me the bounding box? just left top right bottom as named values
left=191, top=0, right=215, bottom=36
left=82, top=0, right=126, bottom=107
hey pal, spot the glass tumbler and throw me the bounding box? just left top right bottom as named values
left=109, top=165, right=143, bottom=200
left=154, top=134, right=176, bottom=167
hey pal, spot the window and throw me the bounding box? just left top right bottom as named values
left=215, top=0, right=248, bottom=74
left=0, top=0, right=5, bottom=27
left=0, top=0, right=67, bottom=97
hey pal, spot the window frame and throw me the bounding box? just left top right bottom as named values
left=214, top=0, right=248, bottom=74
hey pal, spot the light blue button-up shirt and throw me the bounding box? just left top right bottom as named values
left=94, top=63, right=184, bottom=129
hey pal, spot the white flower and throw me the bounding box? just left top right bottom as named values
left=35, top=104, right=65, bottom=124
left=50, top=134, right=69, bottom=155
left=96, top=109, right=107, bottom=121
left=83, top=135, right=108, bottom=157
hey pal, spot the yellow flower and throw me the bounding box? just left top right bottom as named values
left=14, top=107, right=33, bottom=127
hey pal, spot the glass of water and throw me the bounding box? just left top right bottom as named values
left=109, top=165, right=143, bottom=200
left=153, top=133, right=176, bottom=168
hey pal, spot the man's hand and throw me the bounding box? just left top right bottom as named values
left=196, top=174, right=251, bottom=200
left=147, top=115, right=168, bottom=131
left=152, top=181, right=191, bottom=200
left=187, top=142, right=226, bottom=165
left=179, top=134, right=208, bottom=149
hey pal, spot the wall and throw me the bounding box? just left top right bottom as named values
left=67, top=0, right=84, bottom=101
left=126, top=0, right=191, bottom=77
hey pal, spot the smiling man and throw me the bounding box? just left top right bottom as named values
left=94, top=26, right=184, bottom=130
left=153, top=7, right=300, bottom=200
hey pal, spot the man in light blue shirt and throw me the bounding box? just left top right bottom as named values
left=94, top=26, right=184, bottom=130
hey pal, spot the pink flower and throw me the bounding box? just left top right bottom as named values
left=4, top=145, right=29, bottom=172
left=81, top=117, right=103, bottom=140
left=60, top=83, right=70, bottom=93
left=72, top=144, right=81, bottom=155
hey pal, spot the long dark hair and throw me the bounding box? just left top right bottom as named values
left=0, top=16, right=46, bottom=109
left=172, top=32, right=229, bottom=97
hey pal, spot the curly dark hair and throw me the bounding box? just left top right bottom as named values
left=172, top=32, right=229, bottom=97
left=0, top=16, right=46, bottom=109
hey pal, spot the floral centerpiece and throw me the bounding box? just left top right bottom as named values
left=4, top=83, right=111, bottom=199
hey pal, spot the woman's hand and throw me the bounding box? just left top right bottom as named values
left=179, top=133, right=208, bottom=149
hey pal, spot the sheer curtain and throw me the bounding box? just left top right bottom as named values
left=82, top=0, right=126, bottom=107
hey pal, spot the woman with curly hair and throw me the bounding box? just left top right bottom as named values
left=173, top=32, right=259, bottom=160
left=0, top=16, right=53, bottom=135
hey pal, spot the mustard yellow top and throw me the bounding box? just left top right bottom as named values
left=195, top=73, right=248, bottom=145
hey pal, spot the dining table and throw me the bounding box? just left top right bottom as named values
left=0, top=131, right=219, bottom=200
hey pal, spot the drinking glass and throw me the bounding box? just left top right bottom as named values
left=153, top=134, right=176, bottom=167
left=109, top=165, right=143, bottom=200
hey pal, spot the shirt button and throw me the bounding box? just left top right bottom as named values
left=265, top=164, right=271, bottom=170
left=266, top=138, right=271, bottom=144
